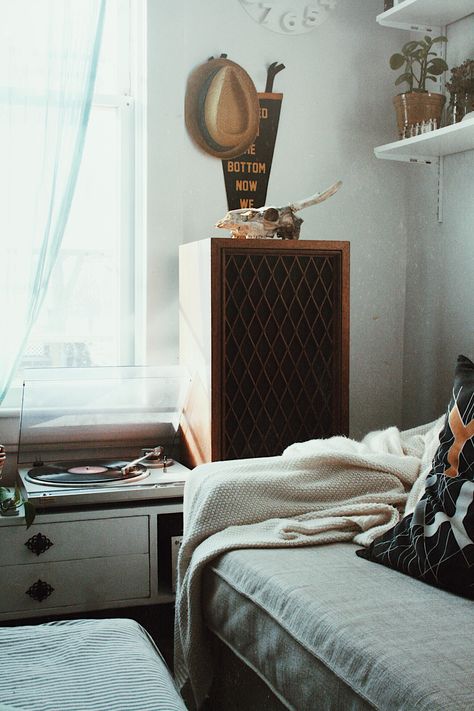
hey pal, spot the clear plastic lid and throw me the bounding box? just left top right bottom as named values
left=18, top=365, right=191, bottom=465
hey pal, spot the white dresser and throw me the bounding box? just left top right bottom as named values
left=0, top=501, right=182, bottom=621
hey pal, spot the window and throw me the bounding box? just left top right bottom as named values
left=18, top=1, right=145, bottom=375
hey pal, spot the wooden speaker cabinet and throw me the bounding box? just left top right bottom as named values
left=179, top=238, right=349, bottom=467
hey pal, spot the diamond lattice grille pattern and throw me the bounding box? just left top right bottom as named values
left=222, top=251, right=341, bottom=460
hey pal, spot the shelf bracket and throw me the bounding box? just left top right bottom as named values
left=437, top=155, right=444, bottom=223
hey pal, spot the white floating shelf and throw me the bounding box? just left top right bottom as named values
left=376, top=0, right=474, bottom=33
left=374, top=116, right=474, bottom=163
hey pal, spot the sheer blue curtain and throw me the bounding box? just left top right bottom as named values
left=0, top=0, right=105, bottom=403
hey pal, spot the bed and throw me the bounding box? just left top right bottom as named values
left=0, top=618, right=186, bottom=711
left=202, top=542, right=474, bottom=710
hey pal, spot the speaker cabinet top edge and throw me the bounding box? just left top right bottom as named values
left=181, top=237, right=350, bottom=255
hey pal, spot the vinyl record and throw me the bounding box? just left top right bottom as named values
left=26, top=460, right=149, bottom=487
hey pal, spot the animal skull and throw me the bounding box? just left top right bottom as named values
left=215, top=180, right=342, bottom=240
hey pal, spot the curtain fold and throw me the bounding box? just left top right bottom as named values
left=0, top=0, right=106, bottom=403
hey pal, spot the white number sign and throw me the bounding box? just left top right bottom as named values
left=239, top=0, right=338, bottom=35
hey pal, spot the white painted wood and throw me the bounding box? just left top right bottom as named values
left=0, top=501, right=183, bottom=620
left=377, top=0, right=473, bottom=31
left=0, top=554, right=150, bottom=613
left=0, top=588, right=177, bottom=621
left=0, top=515, right=149, bottom=566
left=0, top=501, right=182, bottom=525
left=375, top=116, right=474, bottom=161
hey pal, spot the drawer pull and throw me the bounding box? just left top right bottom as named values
left=26, top=579, right=55, bottom=602
left=25, top=532, right=54, bottom=556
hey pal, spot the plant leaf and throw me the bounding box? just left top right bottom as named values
left=0, top=487, right=16, bottom=512
left=429, top=59, right=449, bottom=74
left=24, top=502, right=36, bottom=529
left=0, top=497, right=13, bottom=513
left=431, top=35, right=448, bottom=44
left=401, top=41, right=420, bottom=54
left=390, top=54, right=405, bottom=70
left=395, top=73, right=412, bottom=86
left=12, top=485, right=23, bottom=507
left=0, top=487, right=11, bottom=503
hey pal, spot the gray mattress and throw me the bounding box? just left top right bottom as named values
left=0, top=618, right=186, bottom=711
left=203, top=543, right=474, bottom=711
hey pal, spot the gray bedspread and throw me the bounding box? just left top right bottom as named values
left=203, top=543, right=474, bottom=711
left=0, top=618, right=186, bottom=711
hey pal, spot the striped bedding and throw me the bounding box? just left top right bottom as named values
left=0, top=618, right=186, bottom=711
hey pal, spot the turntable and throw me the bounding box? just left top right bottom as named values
left=17, top=366, right=192, bottom=509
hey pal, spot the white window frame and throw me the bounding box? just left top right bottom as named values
left=94, top=0, right=147, bottom=366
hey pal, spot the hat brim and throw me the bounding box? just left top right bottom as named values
left=185, top=58, right=260, bottom=159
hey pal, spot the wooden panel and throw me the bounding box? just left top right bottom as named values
left=179, top=239, right=349, bottom=465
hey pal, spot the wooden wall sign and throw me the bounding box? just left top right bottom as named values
left=222, top=62, right=285, bottom=210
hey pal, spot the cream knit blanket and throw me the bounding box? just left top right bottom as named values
left=174, top=418, right=444, bottom=709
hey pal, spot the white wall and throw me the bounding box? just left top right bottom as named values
left=147, top=0, right=410, bottom=438
left=402, top=15, right=474, bottom=428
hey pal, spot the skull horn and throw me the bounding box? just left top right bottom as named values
left=289, top=180, right=342, bottom=212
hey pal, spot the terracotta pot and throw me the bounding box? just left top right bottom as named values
left=393, top=92, right=446, bottom=139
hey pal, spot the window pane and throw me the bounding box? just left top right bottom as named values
left=94, top=0, right=122, bottom=95
left=24, top=105, right=126, bottom=369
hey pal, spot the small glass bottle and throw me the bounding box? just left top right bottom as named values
left=446, top=92, right=474, bottom=124
left=0, top=445, right=5, bottom=481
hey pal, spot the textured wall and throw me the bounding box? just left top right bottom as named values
left=147, top=0, right=410, bottom=438
left=402, top=15, right=474, bottom=428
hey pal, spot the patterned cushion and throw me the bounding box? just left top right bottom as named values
left=357, top=354, right=474, bottom=598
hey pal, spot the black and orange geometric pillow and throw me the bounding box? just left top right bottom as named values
left=357, top=355, right=474, bottom=598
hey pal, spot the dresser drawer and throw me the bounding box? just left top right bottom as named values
left=0, top=554, right=150, bottom=613
left=0, top=516, right=149, bottom=565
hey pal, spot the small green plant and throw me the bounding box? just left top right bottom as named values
left=0, top=448, right=35, bottom=527
left=390, top=36, right=448, bottom=92
left=0, top=486, right=35, bottom=527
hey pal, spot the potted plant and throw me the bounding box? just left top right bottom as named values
left=0, top=446, right=35, bottom=526
left=389, top=35, right=448, bottom=138
left=445, top=59, right=474, bottom=123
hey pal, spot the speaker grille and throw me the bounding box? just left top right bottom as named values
left=222, top=251, right=342, bottom=459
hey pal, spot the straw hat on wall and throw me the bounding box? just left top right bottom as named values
left=185, top=55, right=260, bottom=159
